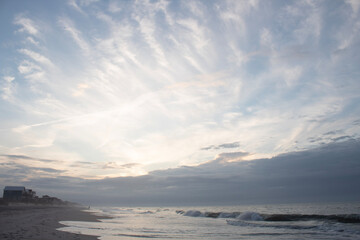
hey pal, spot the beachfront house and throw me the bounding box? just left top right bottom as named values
left=2, top=186, right=67, bottom=205
left=25, top=188, right=36, bottom=198
left=3, top=186, right=26, bottom=201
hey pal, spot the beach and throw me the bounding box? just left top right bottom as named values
left=0, top=205, right=104, bottom=240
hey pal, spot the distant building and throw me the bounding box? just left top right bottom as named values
left=2, top=186, right=66, bottom=205
left=3, top=186, right=26, bottom=201
left=40, top=195, right=62, bottom=204
left=25, top=188, right=36, bottom=199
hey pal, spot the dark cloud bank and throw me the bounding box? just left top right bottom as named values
left=2, top=139, right=360, bottom=206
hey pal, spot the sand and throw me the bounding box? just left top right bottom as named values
left=0, top=204, right=108, bottom=240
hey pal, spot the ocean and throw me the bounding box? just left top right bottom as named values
left=58, top=202, right=360, bottom=239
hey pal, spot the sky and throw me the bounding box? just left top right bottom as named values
left=0, top=0, right=360, bottom=205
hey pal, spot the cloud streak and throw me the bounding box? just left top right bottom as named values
left=1, top=76, right=16, bottom=101
left=201, top=141, right=240, bottom=150
left=18, top=49, right=53, bottom=67
left=14, top=15, right=39, bottom=36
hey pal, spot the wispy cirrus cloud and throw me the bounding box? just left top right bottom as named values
left=346, top=0, right=360, bottom=15
left=14, top=15, right=39, bottom=36
left=18, top=49, right=53, bottom=67
left=58, top=17, right=90, bottom=54
left=1, top=76, right=16, bottom=101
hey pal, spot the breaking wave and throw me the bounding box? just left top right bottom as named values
left=177, top=210, right=360, bottom=223
left=238, top=212, right=263, bottom=221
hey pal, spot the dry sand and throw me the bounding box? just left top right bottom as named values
left=0, top=205, right=108, bottom=240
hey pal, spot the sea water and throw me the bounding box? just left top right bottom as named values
left=58, top=202, right=360, bottom=239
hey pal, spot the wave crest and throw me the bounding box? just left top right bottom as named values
left=237, top=212, right=263, bottom=221
left=177, top=209, right=360, bottom=223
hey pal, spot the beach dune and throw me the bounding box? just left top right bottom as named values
left=0, top=205, right=104, bottom=240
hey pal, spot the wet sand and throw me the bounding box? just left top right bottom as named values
left=0, top=205, right=107, bottom=240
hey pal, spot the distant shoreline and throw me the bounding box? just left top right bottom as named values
left=0, top=205, right=110, bottom=240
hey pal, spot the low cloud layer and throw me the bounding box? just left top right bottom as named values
left=1, top=140, right=359, bottom=206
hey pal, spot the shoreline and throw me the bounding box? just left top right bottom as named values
left=0, top=204, right=110, bottom=240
